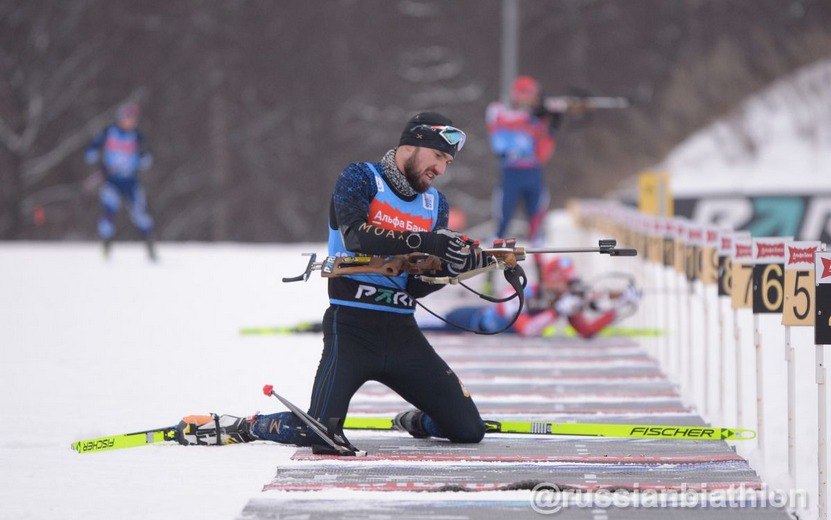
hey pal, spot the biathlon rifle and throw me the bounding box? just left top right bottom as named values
left=282, top=238, right=636, bottom=285
left=542, top=96, right=630, bottom=114
left=283, top=239, right=635, bottom=335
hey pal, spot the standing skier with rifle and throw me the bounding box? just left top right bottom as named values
left=175, top=112, right=494, bottom=447
left=485, top=76, right=629, bottom=292
left=487, top=76, right=558, bottom=250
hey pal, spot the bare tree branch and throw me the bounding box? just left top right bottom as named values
left=17, top=93, right=43, bottom=151
left=21, top=182, right=78, bottom=212
left=0, top=113, right=21, bottom=151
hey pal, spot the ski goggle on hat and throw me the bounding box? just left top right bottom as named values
left=409, top=124, right=467, bottom=152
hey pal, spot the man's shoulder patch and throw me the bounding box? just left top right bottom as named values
left=422, top=192, right=435, bottom=211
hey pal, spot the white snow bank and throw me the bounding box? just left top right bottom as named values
left=659, top=58, right=831, bottom=195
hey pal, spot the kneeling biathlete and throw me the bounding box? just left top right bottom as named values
left=176, top=113, right=492, bottom=447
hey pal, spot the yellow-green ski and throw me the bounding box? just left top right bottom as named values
left=542, top=325, right=665, bottom=338
left=342, top=417, right=756, bottom=441
left=240, top=322, right=322, bottom=335
left=71, top=427, right=177, bottom=454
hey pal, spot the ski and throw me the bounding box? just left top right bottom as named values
left=342, top=417, right=756, bottom=441
left=240, top=322, right=322, bottom=336
left=71, top=426, right=177, bottom=454
left=542, top=325, right=666, bottom=338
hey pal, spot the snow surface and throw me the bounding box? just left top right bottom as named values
left=658, top=58, right=831, bottom=195
left=0, top=243, right=329, bottom=520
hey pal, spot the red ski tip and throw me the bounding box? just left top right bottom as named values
left=262, top=384, right=274, bottom=396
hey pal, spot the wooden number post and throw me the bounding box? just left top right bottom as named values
left=732, top=238, right=754, bottom=310
left=783, top=241, right=820, bottom=326
left=782, top=241, right=821, bottom=489
left=701, top=227, right=720, bottom=287
left=674, top=218, right=688, bottom=276
left=749, top=236, right=791, bottom=459
left=752, top=237, right=791, bottom=315
left=663, top=219, right=676, bottom=269
left=686, top=225, right=704, bottom=284
left=814, top=251, right=830, bottom=520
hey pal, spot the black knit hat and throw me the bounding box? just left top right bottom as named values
left=399, top=112, right=461, bottom=157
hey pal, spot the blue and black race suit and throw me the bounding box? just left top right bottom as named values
left=251, top=160, right=485, bottom=445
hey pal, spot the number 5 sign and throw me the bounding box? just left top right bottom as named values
left=782, top=241, right=820, bottom=326
left=816, top=251, right=831, bottom=345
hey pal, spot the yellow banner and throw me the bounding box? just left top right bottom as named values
left=638, top=172, right=673, bottom=216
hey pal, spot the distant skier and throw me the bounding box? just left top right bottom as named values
left=175, top=113, right=494, bottom=447
left=419, top=257, right=642, bottom=338
left=486, top=76, right=561, bottom=247
left=85, top=102, right=156, bottom=260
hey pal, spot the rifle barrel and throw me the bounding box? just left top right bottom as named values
left=522, top=247, right=607, bottom=254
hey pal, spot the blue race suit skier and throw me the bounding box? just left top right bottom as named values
left=486, top=76, right=561, bottom=246
left=85, top=102, right=156, bottom=260
left=175, top=113, right=492, bottom=447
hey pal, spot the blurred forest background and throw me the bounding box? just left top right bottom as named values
left=2, top=0, right=830, bottom=241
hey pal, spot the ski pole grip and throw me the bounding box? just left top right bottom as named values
left=262, top=384, right=275, bottom=396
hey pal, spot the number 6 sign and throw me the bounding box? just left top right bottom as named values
left=752, top=237, right=792, bottom=315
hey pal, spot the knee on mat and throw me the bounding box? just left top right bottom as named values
left=445, top=420, right=486, bottom=444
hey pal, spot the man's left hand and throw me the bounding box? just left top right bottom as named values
left=447, top=237, right=494, bottom=275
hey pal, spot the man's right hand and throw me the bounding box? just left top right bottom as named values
left=407, top=229, right=468, bottom=267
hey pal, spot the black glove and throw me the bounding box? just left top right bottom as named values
left=447, top=239, right=496, bottom=276
left=452, top=247, right=492, bottom=273
left=406, top=229, right=468, bottom=268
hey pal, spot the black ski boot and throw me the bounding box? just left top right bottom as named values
left=393, top=409, right=430, bottom=439
left=102, top=239, right=112, bottom=259
left=175, top=414, right=258, bottom=446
